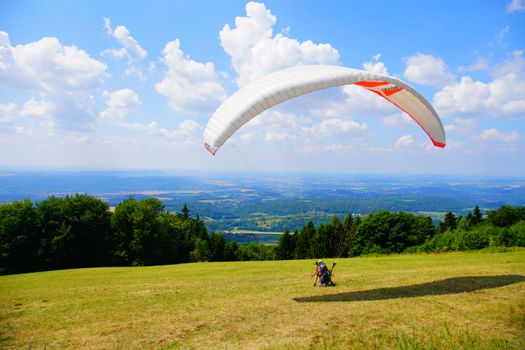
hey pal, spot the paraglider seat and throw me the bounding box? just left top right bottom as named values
left=318, top=262, right=335, bottom=287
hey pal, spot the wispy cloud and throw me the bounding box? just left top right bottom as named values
left=102, top=17, right=147, bottom=61
left=507, top=0, right=525, bottom=13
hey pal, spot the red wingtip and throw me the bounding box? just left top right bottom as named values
left=204, top=142, right=217, bottom=156
left=432, top=140, right=446, bottom=148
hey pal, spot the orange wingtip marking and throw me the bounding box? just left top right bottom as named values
left=354, top=81, right=389, bottom=87
left=383, top=87, right=404, bottom=96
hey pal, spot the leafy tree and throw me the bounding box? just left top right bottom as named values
left=0, top=200, right=39, bottom=274
left=508, top=220, right=525, bottom=246
left=157, top=212, right=192, bottom=264
left=193, top=214, right=208, bottom=241
left=456, top=226, right=491, bottom=250
left=350, top=211, right=390, bottom=256
left=224, top=241, right=239, bottom=261
left=112, top=198, right=166, bottom=265
left=36, top=194, right=111, bottom=270
left=471, top=206, right=483, bottom=225
left=456, top=215, right=470, bottom=231
left=487, top=206, right=525, bottom=227
left=303, top=221, right=316, bottom=258
left=337, top=213, right=354, bottom=257
left=418, top=229, right=457, bottom=253
left=293, top=225, right=310, bottom=259
left=277, top=230, right=295, bottom=259
left=465, top=212, right=474, bottom=227
left=191, top=238, right=209, bottom=261
left=35, top=196, right=68, bottom=269
left=63, top=194, right=112, bottom=268
left=389, top=212, right=417, bottom=253
left=111, top=198, right=139, bottom=265
left=1, top=195, right=213, bottom=274
left=237, top=243, right=276, bottom=261
left=340, top=214, right=361, bottom=257
left=350, top=211, right=436, bottom=256
left=209, top=232, right=226, bottom=261
left=309, top=224, right=324, bottom=258
left=329, top=215, right=343, bottom=257
left=181, top=203, right=190, bottom=219
left=440, top=211, right=457, bottom=232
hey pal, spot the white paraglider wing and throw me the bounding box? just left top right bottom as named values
left=203, top=65, right=445, bottom=155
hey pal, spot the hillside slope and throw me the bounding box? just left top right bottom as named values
left=1, top=251, right=524, bottom=349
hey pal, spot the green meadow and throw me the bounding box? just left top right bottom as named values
left=1, top=250, right=524, bottom=349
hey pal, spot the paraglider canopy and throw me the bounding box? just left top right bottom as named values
left=203, top=65, right=446, bottom=155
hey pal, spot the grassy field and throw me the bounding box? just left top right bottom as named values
left=1, top=250, right=524, bottom=349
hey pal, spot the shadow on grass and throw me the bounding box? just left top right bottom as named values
left=293, top=275, right=525, bottom=303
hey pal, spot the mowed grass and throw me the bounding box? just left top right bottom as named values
left=1, top=250, right=524, bottom=349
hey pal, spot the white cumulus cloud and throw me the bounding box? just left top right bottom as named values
left=444, top=118, right=478, bottom=135
left=155, top=39, right=226, bottom=115
left=434, top=51, right=525, bottom=117
left=363, top=54, right=388, bottom=75
left=394, top=135, right=416, bottom=150
left=126, top=119, right=203, bottom=143
left=236, top=110, right=308, bottom=145
left=382, top=113, right=413, bottom=128
left=240, top=132, right=257, bottom=142
left=178, top=119, right=201, bottom=134
left=0, top=103, right=17, bottom=123
left=403, top=53, right=454, bottom=87
left=454, top=118, right=478, bottom=129
left=0, top=31, right=107, bottom=131
left=0, top=31, right=106, bottom=91
left=264, top=130, right=298, bottom=142
left=219, top=1, right=340, bottom=86
left=340, top=84, right=394, bottom=116
left=20, top=98, right=55, bottom=117
left=100, top=89, right=141, bottom=122
left=480, top=128, right=519, bottom=142
left=313, top=118, right=368, bottom=136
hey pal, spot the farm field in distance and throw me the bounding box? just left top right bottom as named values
left=1, top=250, right=524, bottom=349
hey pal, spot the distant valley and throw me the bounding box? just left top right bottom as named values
left=1, top=171, right=525, bottom=243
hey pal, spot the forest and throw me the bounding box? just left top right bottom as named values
left=274, top=205, right=525, bottom=260
left=1, top=194, right=524, bottom=275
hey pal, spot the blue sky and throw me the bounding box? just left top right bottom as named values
left=1, top=0, right=524, bottom=175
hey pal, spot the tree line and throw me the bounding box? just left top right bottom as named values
left=0, top=195, right=225, bottom=274
left=414, top=205, right=525, bottom=252
left=0, top=194, right=286, bottom=275
left=275, top=205, right=525, bottom=259
left=1, top=194, right=524, bottom=275
left=275, top=210, right=435, bottom=259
